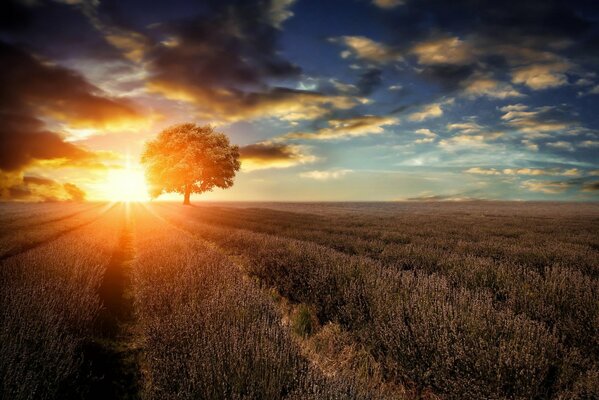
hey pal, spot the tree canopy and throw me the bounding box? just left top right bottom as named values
left=141, top=123, right=240, bottom=204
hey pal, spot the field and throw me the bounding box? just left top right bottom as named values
left=1, top=201, right=598, bottom=399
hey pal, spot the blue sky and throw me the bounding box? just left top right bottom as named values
left=1, top=0, right=598, bottom=201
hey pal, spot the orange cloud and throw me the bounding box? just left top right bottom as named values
left=147, top=81, right=360, bottom=123
left=0, top=173, right=86, bottom=202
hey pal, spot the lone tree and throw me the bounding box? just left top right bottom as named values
left=141, top=123, right=240, bottom=205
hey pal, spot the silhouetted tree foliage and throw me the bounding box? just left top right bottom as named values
left=141, top=124, right=240, bottom=204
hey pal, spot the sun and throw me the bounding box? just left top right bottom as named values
left=102, top=162, right=150, bottom=202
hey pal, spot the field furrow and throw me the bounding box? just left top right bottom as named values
left=0, top=202, right=100, bottom=226
left=2, top=202, right=597, bottom=400
left=149, top=203, right=598, bottom=399
left=155, top=204, right=599, bottom=354
left=0, top=203, right=116, bottom=261
left=1, top=202, right=104, bottom=231
left=0, top=204, right=124, bottom=399
left=131, top=204, right=380, bottom=399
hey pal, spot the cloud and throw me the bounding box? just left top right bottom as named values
left=511, top=62, right=571, bottom=90
left=372, top=0, right=404, bottom=9
left=446, top=121, right=483, bottom=134
left=285, top=115, right=399, bottom=140
left=330, top=79, right=359, bottom=94
left=356, top=68, right=384, bottom=95
left=546, top=141, right=575, bottom=151
left=0, top=114, right=104, bottom=173
left=63, top=182, right=86, bottom=201
left=503, top=168, right=580, bottom=176
left=413, top=128, right=437, bottom=143
left=329, top=36, right=403, bottom=64
left=239, top=141, right=316, bottom=171
left=408, top=100, right=452, bottom=122
left=464, top=167, right=502, bottom=175
left=582, top=181, right=599, bottom=192
left=0, top=173, right=86, bottom=202
left=461, top=74, right=524, bottom=99
left=136, top=2, right=368, bottom=124
left=300, top=169, right=353, bottom=180
left=439, top=131, right=504, bottom=150
left=411, top=37, right=474, bottom=65
left=521, top=180, right=571, bottom=194
left=578, top=140, right=599, bottom=148
left=415, top=128, right=437, bottom=138
left=403, top=192, right=484, bottom=202
left=466, top=167, right=581, bottom=176
left=500, top=104, right=574, bottom=136
left=268, top=0, right=297, bottom=29
left=0, top=41, right=141, bottom=130
left=0, top=41, right=132, bottom=178
left=132, top=1, right=361, bottom=123
left=147, top=82, right=360, bottom=122
left=104, top=31, right=149, bottom=63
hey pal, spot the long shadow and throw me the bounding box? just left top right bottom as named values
left=59, top=216, right=141, bottom=400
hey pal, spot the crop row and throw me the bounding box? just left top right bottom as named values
left=152, top=205, right=598, bottom=399
left=131, top=205, right=378, bottom=399
left=0, top=205, right=123, bottom=399
left=157, top=204, right=598, bottom=353
left=0, top=203, right=114, bottom=260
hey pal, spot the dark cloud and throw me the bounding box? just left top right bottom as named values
left=356, top=68, right=383, bottom=95
left=582, top=181, right=599, bottom=192
left=136, top=0, right=360, bottom=122
left=1, top=174, right=87, bottom=202
left=368, top=0, right=599, bottom=94
left=0, top=0, right=123, bottom=61
left=0, top=41, right=140, bottom=128
left=64, top=183, right=86, bottom=201
left=0, top=0, right=33, bottom=32
left=147, top=1, right=300, bottom=86
left=380, top=0, right=597, bottom=48
left=240, top=142, right=297, bottom=161
left=239, top=141, right=315, bottom=171
left=0, top=40, right=140, bottom=177
left=419, top=64, right=477, bottom=92
left=0, top=113, right=97, bottom=172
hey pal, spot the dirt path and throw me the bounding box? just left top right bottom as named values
left=67, top=213, right=142, bottom=399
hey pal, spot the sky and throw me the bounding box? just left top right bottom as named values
left=1, top=0, right=599, bottom=202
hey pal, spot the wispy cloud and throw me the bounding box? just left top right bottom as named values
left=465, top=167, right=581, bottom=176
left=285, top=115, right=399, bottom=140
left=300, top=169, right=353, bottom=180
left=521, top=180, right=571, bottom=194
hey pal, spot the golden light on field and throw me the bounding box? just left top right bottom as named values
left=100, top=161, right=149, bottom=202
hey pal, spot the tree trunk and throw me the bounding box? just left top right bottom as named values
left=183, top=184, right=191, bottom=205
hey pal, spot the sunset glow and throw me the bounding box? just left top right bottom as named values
left=2, top=1, right=599, bottom=399
left=100, top=163, right=149, bottom=202
left=0, top=0, right=598, bottom=203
